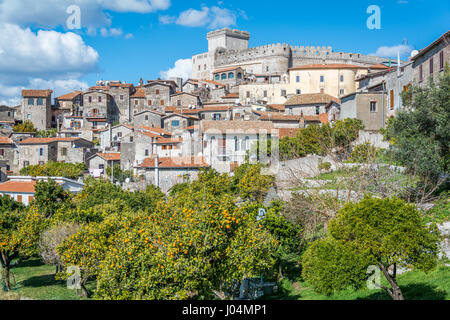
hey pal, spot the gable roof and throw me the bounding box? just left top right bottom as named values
left=56, top=91, right=82, bottom=101
left=18, top=137, right=89, bottom=145
left=412, top=30, right=450, bottom=61
left=130, top=88, right=146, bottom=98
left=137, top=156, right=209, bottom=169
left=201, top=120, right=274, bottom=132
left=213, top=66, right=244, bottom=74
left=22, top=90, right=53, bottom=98
left=285, top=93, right=340, bottom=106
left=0, top=136, right=14, bottom=144
left=0, top=180, right=37, bottom=193
left=95, top=153, right=121, bottom=161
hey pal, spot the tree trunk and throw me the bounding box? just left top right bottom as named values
left=278, top=262, right=284, bottom=281
left=4, top=266, right=11, bottom=291
left=379, top=263, right=404, bottom=300
left=76, top=276, right=89, bottom=298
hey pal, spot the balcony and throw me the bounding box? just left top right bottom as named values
left=84, top=111, right=107, bottom=118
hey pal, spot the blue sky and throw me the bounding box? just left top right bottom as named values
left=0, top=0, right=448, bottom=104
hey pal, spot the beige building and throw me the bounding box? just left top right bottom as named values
left=239, top=64, right=388, bottom=105
left=21, top=90, right=53, bottom=131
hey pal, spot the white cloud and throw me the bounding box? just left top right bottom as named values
left=0, top=23, right=99, bottom=75
left=176, top=7, right=210, bottom=27
left=370, top=44, right=412, bottom=58
left=100, top=27, right=123, bottom=37
left=164, top=6, right=238, bottom=29
left=125, top=33, right=134, bottom=39
left=0, top=0, right=171, bottom=31
left=0, top=23, right=98, bottom=105
left=160, top=59, right=192, bottom=81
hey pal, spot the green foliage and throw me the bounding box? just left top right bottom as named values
left=382, top=68, right=450, bottom=178
left=318, top=161, right=331, bottom=172
left=106, top=164, right=134, bottom=183
left=279, top=119, right=364, bottom=160
left=13, top=121, right=36, bottom=133
left=349, top=142, right=380, bottom=163
left=34, top=180, right=70, bottom=218
left=303, top=197, right=442, bottom=298
left=20, top=161, right=86, bottom=180
left=36, top=129, right=57, bottom=138
left=233, top=163, right=274, bottom=202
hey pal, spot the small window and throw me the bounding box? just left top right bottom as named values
left=145, top=115, right=149, bottom=121
left=171, top=120, right=180, bottom=127
left=228, top=72, right=234, bottom=79
left=339, top=89, right=345, bottom=95
left=99, top=164, right=104, bottom=170
left=315, top=106, right=320, bottom=115
left=340, top=75, right=344, bottom=82
left=320, top=75, right=324, bottom=83
left=120, top=95, right=124, bottom=100
left=390, top=90, right=395, bottom=110
left=130, top=136, right=134, bottom=143
left=221, top=74, right=227, bottom=80
left=234, top=137, right=239, bottom=152
left=246, top=91, right=250, bottom=98
left=145, top=149, right=149, bottom=156
left=177, top=100, right=181, bottom=107
left=430, top=57, right=434, bottom=74
left=134, top=100, right=138, bottom=105
left=296, top=89, right=301, bottom=95
left=88, top=96, right=92, bottom=103
left=215, top=74, right=220, bottom=81
left=28, top=98, right=34, bottom=105
left=237, top=73, right=242, bottom=79
left=439, top=51, right=444, bottom=70
left=98, top=96, right=102, bottom=103
left=61, top=148, right=67, bottom=156
left=370, top=101, right=377, bottom=112
left=162, top=145, right=167, bottom=150
left=39, top=148, right=44, bottom=156
left=37, top=98, right=43, bottom=106
left=156, top=89, right=160, bottom=95
left=148, top=100, right=152, bottom=106
left=281, top=90, right=287, bottom=96
left=419, top=64, right=423, bottom=81
left=264, top=91, right=268, bottom=98
left=0, top=149, right=4, bottom=156
left=296, top=76, right=300, bottom=83
left=160, top=100, right=165, bottom=106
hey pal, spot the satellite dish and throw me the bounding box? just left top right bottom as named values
left=125, top=178, right=130, bottom=184
left=411, top=50, right=419, bottom=58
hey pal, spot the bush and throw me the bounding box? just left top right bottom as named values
left=20, top=161, right=86, bottom=180
left=318, top=161, right=331, bottom=172
left=349, top=142, right=380, bottom=163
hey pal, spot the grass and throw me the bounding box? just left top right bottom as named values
left=265, top=264, right=450, bottom=300
left=0, top=258, right=95, bottom=300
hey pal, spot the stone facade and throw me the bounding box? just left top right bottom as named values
left=192, top=28, right=387, bottom=81
left=21, top=90, right=53, bottom=131
left=133, top=110, right=163, bottom=129
left=170, top=92, right=201, bottom=108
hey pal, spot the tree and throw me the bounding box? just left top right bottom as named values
left=20, top=161, right=86, bottom=180
left=382, top=67, right=450, bottom=180
left=36, top=129, right=57, bottom=138
left=233, top=163, right=275, bottom=203
left=0, top=204, right=46, bottom=290
left=302, top=197, right=442, bottom=300
left=34, top=180, right=70, bottom=218
left=13, top=120, right=36, bottom=133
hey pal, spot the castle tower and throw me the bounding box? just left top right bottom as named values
left=207, top=28, right=250, bottom=53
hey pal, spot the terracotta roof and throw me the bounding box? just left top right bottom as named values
left=198, top=106, right=233, bottom=112
left=223, top=93, right=239, bottom=99
left=185, top=125, right=199, bottom=131
left=18, top=137, right=84, bottom=145
left=214, top=66, right=243, bottom=73
left=131, top=88, right=146, bottom=98
left=278, top=128, right=303, bottom=139
left=201, top=120, right=274, bottom=133
left=266, top=104, right=286, bottom=112
left=171, top=92, right=199, bottom=97
left=259, top=113, right=302, bottom=121
left=140, top=126, right=172, bottom=136
left=0, top=180, right=37, bottom=193
left=88, top=86, right=110, bottom=91
left=22, top=90, right=53, bottom=98
left=109, top=83, right=133, bottom=88
left=138, top=156, right=209, bottom=168
left=301, top=114, right=329, bottom=124
left=0, top=137, right=13, bottom=144
left=370, top=63, right=390, bottom=69
left=285, top=93, right=341, bottom=106
left=165, top=106, right=177, bottom=113
left=289, top=64, right=383, bottom=71
left=56, top=91, right=82, bottom=101
left=138, top=131, right=160, bottom=139
left=96, top=153, right=121, bottom=161
left=199, top=79, right=226, bottom=87
left=318, top=113, right=329, bottom=124
left=155, top=137, right=183, bottom=144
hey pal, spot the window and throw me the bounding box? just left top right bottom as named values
left=162, top=145, right=167, bottom=150
left=28, top=196, right=34, bottom=203
left=315, top=106, right=320, bottom=115
left=17, top=195, right=22, bottom=203
left=148, top=100, right=152, bottom=106
left=221, top=74, right=227, bottom=80
left=320, top=75, right=324, bottom=83
left=130, top=136, right=134, bottom=143
left=340, top=75, right=344, bottom=82
left=160, top=100, right=165, bottom=106
left=204, top=64, right=207, bottom=70
left=390, top=90, right=395, bottom=110
left=120, top=95, right=124, bottom=100
left=234, top=137, right=239, bottom=152
left=339, top=89, right=345, bottom=95
left=99, top=164, right=104, bottom=170
left=145, top=149, right=149, bottom=156
left=39, top=161, right=45, bottom=166
left=419, top=64, right=423, bottom=81
left=320, top=88, right=325, bottom=93
left=117, top=132, right=122, bottom=138
left=281, top=90, right=287, bottom=96
left=215, top=74, right=220, bottom=81
left=39, top=148, right=44, bottom=156
left=7, top=112, right=10, bottom=117
left=370, top=101, right=377, bottom=112
left=296, top=89, right=301, bottom=95
left=88, top=96, right=92, bottom=103
left=266, top=66, right=269, bottom=72
left=37, top=98, right=43, bottom=105
left=0, top=149, right=4, bottom=156
left=228, top=72, right=234, bottom=79
left=213, top=114, right=221, bottom=121
left=169, top=145, right=173, bottom=150
left=135, top=100, right=138, bottom=105
left=237, top=73, right=242, bottom=79
left=61, top=148, right=67, bottom=156
left=156, top=89, right=160, bottom=95
left=246, top=91, right=250, bottom=98
left=27, top=114, right=31, bottom=120
left=296, top=76, right=300, bottom=83
left=145, top=115, right=149, bottom=121
left=440, top=51, right=444, bottom=70
left=430, top=57, right=434, bottom=74
left=171, top=120, right=180, bottom=127
left=23, top=161, right=30, bottom=167
left=264, top=91, right=268, bottom=98
left=28, top=98, right=34, bottom=105
left=177, top=100, right=181, bottom=107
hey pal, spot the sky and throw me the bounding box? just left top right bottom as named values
left=0, top=0, right=448, bottom=105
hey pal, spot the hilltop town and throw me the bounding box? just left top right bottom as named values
left=0, top=28, right=448, bottom=200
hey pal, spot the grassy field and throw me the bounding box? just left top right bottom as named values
left=1, top=258, right=448, bottom=300
left=0, top=259, right=95, bottom=300
left=267, top=265, right=450, bottom=300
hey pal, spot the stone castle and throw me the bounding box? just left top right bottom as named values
left=192, top=28, right=387, bottom=80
